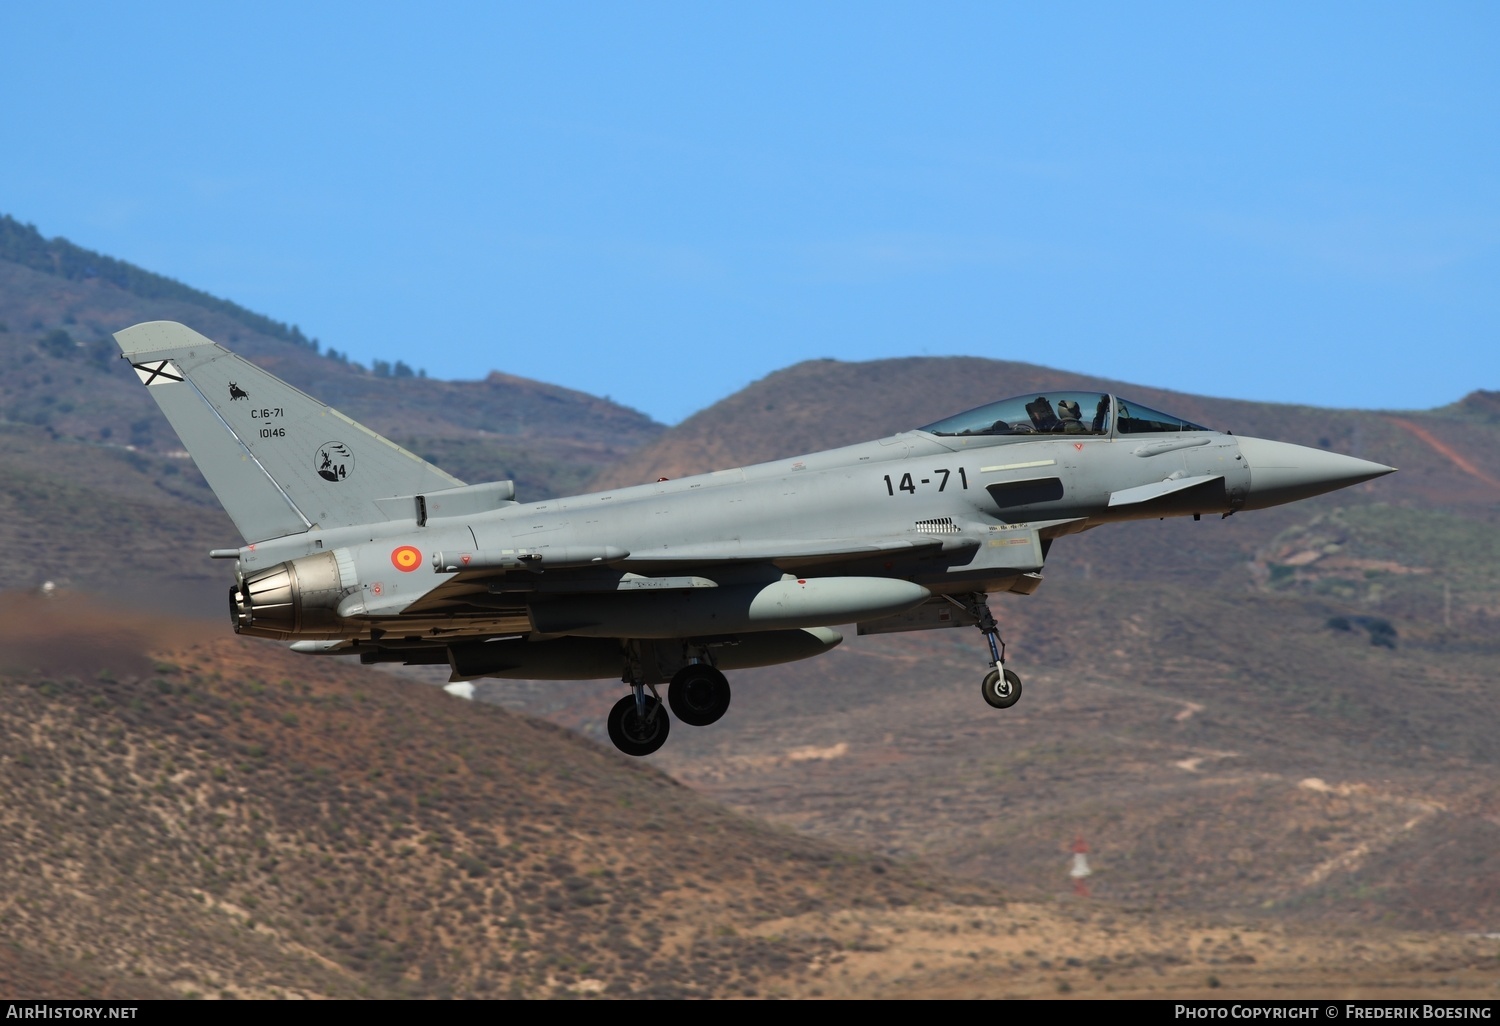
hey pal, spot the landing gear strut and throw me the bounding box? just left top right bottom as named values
left=607, top=643, right=733, bottom=756
left=954, top=593, right=1023, bottom=709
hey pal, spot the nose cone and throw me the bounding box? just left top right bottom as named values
left=1238, top=437, right=1396, bottom=511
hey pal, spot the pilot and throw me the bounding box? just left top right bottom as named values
left=1057, top=399, right=1088, bottom=434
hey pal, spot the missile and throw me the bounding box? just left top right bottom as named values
left=432, top=545, right=630, bottom=573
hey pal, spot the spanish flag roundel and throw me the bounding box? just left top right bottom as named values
left=391, top=545, right=422, bottom=572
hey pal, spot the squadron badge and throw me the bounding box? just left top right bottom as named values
left=316, top=441, right=354, bottom=482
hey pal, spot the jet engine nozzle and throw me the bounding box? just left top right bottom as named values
left=230, top=550, right=350, bottom=639
left=1237, top=437, right=1396, bottom=511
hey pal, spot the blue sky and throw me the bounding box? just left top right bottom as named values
left=2, top=2, right=1496, bottom=423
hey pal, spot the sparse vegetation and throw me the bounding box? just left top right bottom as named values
left=0, top=595, right=1004, bottom=998
left=0, top=214, right=317, bottom=351
left=2, top=214, right=1499, bottom=999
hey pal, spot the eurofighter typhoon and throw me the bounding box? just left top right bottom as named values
left=117, top=322, right=1395, bottom=756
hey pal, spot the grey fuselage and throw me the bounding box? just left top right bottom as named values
left=232, top=412, right=1375, bottom=652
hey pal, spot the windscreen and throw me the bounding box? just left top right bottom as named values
left=1114, top=398, right=1209, bottom=434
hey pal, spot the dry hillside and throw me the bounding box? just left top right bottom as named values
left=4, top=219, right=1499, bottom=999
left=4, top=595, right=1497, bottom=1000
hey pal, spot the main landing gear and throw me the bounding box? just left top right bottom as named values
left=954, top=593, right=1023, bottom=710
left=667, top=663, right=731, bottom=726
left=608, top=657, right=732, bottom=757
left=606, top=684, right=670, bottom=757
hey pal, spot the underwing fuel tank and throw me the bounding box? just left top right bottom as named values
left=529, top=576, right=931, bottom=639
left=230, top=551, right=351, bottom=640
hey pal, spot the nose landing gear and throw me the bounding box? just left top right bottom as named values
left=955, top=592, right=1024, bottom=710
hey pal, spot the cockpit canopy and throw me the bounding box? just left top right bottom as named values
left=920, top=392, right=1209, bottom=438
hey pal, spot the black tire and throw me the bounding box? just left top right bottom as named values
left=607, top=694, right=671, bottom=756
left=668, top=665, right=732, bottom=726
left=981, top=667, right=1023, bottom=709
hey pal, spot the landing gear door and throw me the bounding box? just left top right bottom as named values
left=949, top=524, right=1044, bottom=575
left=858, top=597, right=979, bottom=636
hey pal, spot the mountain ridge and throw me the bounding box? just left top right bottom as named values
left=1, top=213, right=319, bottom=352
left=4, top=219, right=1498, bottom=998
left=591, top=353, right=1499, bottom=491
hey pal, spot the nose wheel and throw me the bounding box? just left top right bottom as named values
left=982, top=667, right=1023, bottom=708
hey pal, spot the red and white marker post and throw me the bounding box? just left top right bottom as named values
left=1069, top=835, right=1092, bottom=897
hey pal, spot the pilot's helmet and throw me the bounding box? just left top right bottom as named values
left=1057, top=399, right=1082, bottom=422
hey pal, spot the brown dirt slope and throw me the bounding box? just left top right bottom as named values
left=476, top=578, right=1500, bottom=938
left=5, top=594, right=1498, bottom=1000
left=0, top=594, right=989, bottom=998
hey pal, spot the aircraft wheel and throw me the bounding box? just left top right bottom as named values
left=607, top=694, right=671, bottom=756
left=668, top=665, right=731, bottom=726
left=981, top=668, right=1023, bottom=709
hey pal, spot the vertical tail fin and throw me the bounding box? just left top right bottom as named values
left=115, top=321, right=463, bottom=543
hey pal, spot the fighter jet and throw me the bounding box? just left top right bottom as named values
left=116, top=321, right=1395, bottom=756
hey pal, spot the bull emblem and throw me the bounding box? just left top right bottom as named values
left=228, top=382, right=249, bottom=401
